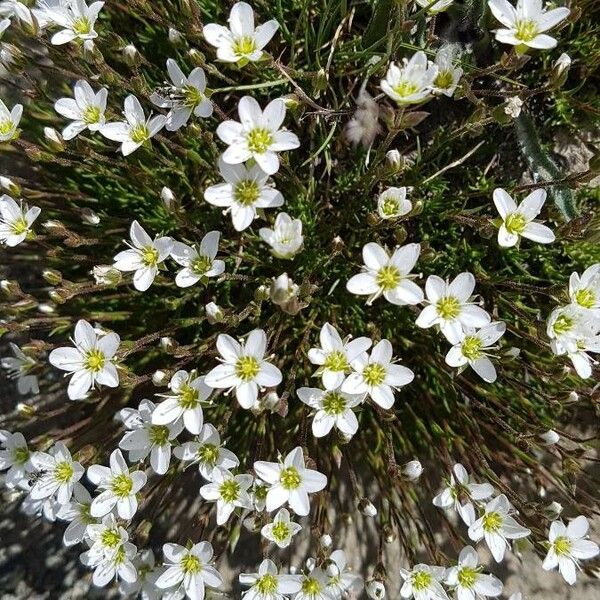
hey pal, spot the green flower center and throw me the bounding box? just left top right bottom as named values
left=233, top=35, right=257, bottom=56
left=101, top=528, right=122, bottom=548
left=130, top=123, right=150, bottom=144
left=504, top=212, right=527, bottom=235
left=72, top=17, right=92, bottom=35
left=197, top=443, right=219, bottom=465
left=84, top=348, right=105, bottom=373
left=54, top=460, right=74, bottom=483
left=111, top=473, right=133, bottom=497
left=235, top=355, right=260, bottom=381
left=10, top=216, right=28, bottom=235
left=552, top=314, right=573, bottom=336
left=254, top=483, right=268, bottom=501
left=13, top=446, right=30, bottom=465
left=246, top=128, right=273, bottom=154
left=323, top=350, right=349, bottom=373
left=457, top=566, right=478, bottom=589
left=376, top=265, right=401, bottom=291
left=256, top=573, right=278, bottom=593
left=183, top=85, right=204, bottom=108
left=553, top=536, right=572, bottom=556
left=113, top=545, right=126, bottom=564
left=271, top=521, right=290, bottom=542
left=575, top=288, right=595, bottom=309
left=234, top=179, right=261, bottom=206
left=179, top=384, right=200, bottom=409
left=82, top=105, right=101, bottom=125
left=461, top=336, right=483, bottom=360
left=192, top=255, right=212, bottom=275
left=437, top=296, right=461, bottom=320
left=149, top=424, right=170, bottom=446
left=434, top=70, right=454, bottom=89
left=482, top=510, right=503, bottom=533
left=0, top=119, right=13, bottom=135
left=393, top=81, right=419, bottom=98
left=322, top=391, right=347, bottom=415
left=381, top=197, right=400, bottom=217
left=363, top=362, right=387, bottom=386
left=301, top=577, right=322, bottom=594
left=412, top=571, right=432, bottom=591
left=280, top=466, right=301, bottom=490
left=181, top=553, right=202, bottom=575
left=219, top=478, right=241, bottom=503
left=515, top=19, right=538, bottom=42
left=141, top=245, right=159, bottom=267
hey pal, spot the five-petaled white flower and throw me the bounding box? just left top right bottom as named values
left=49, top=0, right=104, bottom=46
left=569, top=263, right=600, bottom=313
left=81, top=532, right=138, bottom=588
left=204, top=158, right=284, bottom=231
left=150, top=59, right=213, bottom=131
left=468, top=494, right=531, bottom=562
left=203, top=1, right=279, bottom=65
left=205, top=329, right=283, bottom=409
left=101, top=95, right=166, bottom=156
left=0, top=430, right=33, bottom=490
left=325, top=549, right=363, bottom=597
left=297, top=386, right=364, bottom=438
left=54, top=79, right=107, bottom=140
left=377, top=187, right=412, bottom=220
left=200, top=468, right=253, bottom=525
left=87, top=448, right=147, bottom=520
left=155, top=541, right=224, bottom=600
left=174, top=423, right=239, bottom=480
left=341, top=339, right=414, bottom=409
left=0, top=194, right=40, bottom=247
left=49, top=319, right=120, bottom=400
left=260, top=507, right=303, bottom=548
left=56, top=482, right=95, bottom=546
left=113, top=220, right=173, bottom=291
left=488, top=0, right=570, bottom=51
left=347, top=242, right=424, bottom=306
left=445, top=322, right=506, bottom=383
left=295, top=568, right=334, bottom=600
left=216, top=96, right=300, bottom=175
left=84, top=511, right=128, bottom=561
left=431, top=45, right=463, bottom=97
left=542, top=516, right=599, bottom=585
left=445, top=545, right=503, bottom=599
left=381, top=52, right=438, bottom=105
left=29, top=441, right=84, bottom=504
left=433, top=463, right=494, bottom=526
left=416, top=272, right=491, bottom=342
left=240, top=558, right=302, bottom=599
left=1, top=342, right=39, bottom=395
left=493, top=188, right=555, bottom=248
left=400, top=564, right=448, bottom=600
left=253, top=446, right=327, bottom=516
left=0, top=97, right=21, bottom=141
left=170, top=231, right=225, bottom=288
left=307, top=322, right=372, bottom=390
left=259, top=212, right=304, bottom=259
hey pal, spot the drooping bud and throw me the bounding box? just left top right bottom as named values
left=93, top=265, right=122, bottom=286
left=205, top=302, right=224, bottom=324
left=43, top=127, right=65, bottom=152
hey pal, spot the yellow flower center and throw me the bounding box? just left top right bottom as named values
left=575, top=288, right=595, bottom=309
left=256, top=573, right=278, bottom=593
left=381, top=197, right=400, bottom=217
left=149, top=424, right=170, bottom=446
left=376, top=265, right=401, bottom=291
left=515, top=19, right=539, bottom=42
left=280, top=466, right=301, bottom=490
left=82, top=105, right=101, bottom=125
left=323, top=350, right=349, bottom=373
left=482, top=510, right=503, bottom=533
left=322, top=391, right=347, bottom=415
left=412, top=571, right=432, bottom=591
left=437, top=296, right=461, bottom=320
left=183, top=85, right=204, bottom=108
left=461, top=335, right=483, bottom=361
left=14, top=447, right=30, bottom=464
left=235, top=355, right=260, bottom=381
left=84, top=348, right=105, bottom=373
left=72, top=16, right=92, bottom=35
left=233, top=35, right=257, bottom=56
left=504, top=212, right=527, bottom=235
left=301, top=577, right=322, bottom=594
left=111, top=473, right=133, bottom=497
left=197, top=443, right=219, bottom=465
left=101, top=528, right=122, bottom=548
left=393, top=81, right=419, bottom=98
left=457, top=566, right=478, bottom=589
left=181, top=553, right=202, bottom=575
left=552, top=314, right=573, bottom=336
left=10, top=216, right=28, bottom=235
left=271, top=520, right=290, bottom=542
left=234, top=179, right=261, bottom=206
left=192, top=255, right=212, bottom=275
left=0, top=119, right=13, bottom=135
left=363, top=362, right=387, bottom=386
left=130, top=123, right=150, bottom=143
left=246, top=128, right=273, bottom=154
left=219, top=478, right=241, bottom=503
left=434, top=70, right=454, bottom=89
left=553, top=536, right=572, bottom=556
left=141, top=245, right=159, bottom=267
left=179, top=384, right=200, bottom=409
left=54, top=460, right=74, bottom=483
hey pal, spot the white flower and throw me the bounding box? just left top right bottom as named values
left=297, top=386, right=364, bottom=438
left=174, top=423, right=239, bottom=480
left=346, top=242, right=424, bottom=306
left=152, top=370, right=211, bottom=435
left=1, top=342, right=38, bottom=395
left=569, top=263, right=600, bottom=312
left=270, top=272, right=299, bottom=306
left=493, top=188, right=555, bottom=248
left=119, top=398, right=183, bottom=475
left=504, top=96, right=523, bottom=118
left=377, top=187, right=412, bottom=220
left=56, top=482, right=95, bottom=546
left=88, top=448, right=147, bottom=520
left=101, top=95, right=166, bottom=156
left=49, top=319, right=120, bottom=400
left=400, top=564, right=448, bottom=600
left=204, top=158, right=284, bottom=231
left=539, top=429, right=560, bottom=445
left=216, top=96, right=300, bottom=175
left=155, top=541, right=224, bottom=600
left=205, top=329, right=283, bottom=409
left=341, top=339, right=413, bottom=409
left=445, top=546, right=503, bottom=599
left=433, top=463, right=494, bottom=526
left=307, top=322, right=372, bottom=390
left=199, top=468, right=253, bottom=525
left=325, top=549, right=363, bottom=596
left=488, top=0, right=570, bottom=51
left=54, top=79, right=107, bottom=140
left=81, top=538, right=138, bottom=588
left=240, top=559, right=302, bottom=599
left=119, top=549, right=162, bottom=600
left=415, top=272, right=491, bottom=341
left=542, top=516, right=599, bottom=585
left=402, top=460, right=423, bottom=481
left=49, top=0, right=104, bottom=45
left=431, top=45, right=463, bottom=97
left=295, top=568, right=335, bottom=600
left=415, top=0, right=454, bottom=13
left=84, top=512, right=129, bottom=561
left=261, top=507, right=302, bottom=548
left=170, top=231, right=225, bottom=288
left=0, top=194, right=41, bottom=247
left=344, top=89, right=381, bottom=148
left=29, top=441, right=84, bottom=504
left=113, top=220, right=173, bottom=291
left=0, top=430, right=33, bottom=490
left=381, top=52, right=438, bottom=105
left=0, top=97, right=21, bottom=140
left=445, top=322, right=506, bottom=383
left=150, top=59, right=213, bottom=131
left=468, top=494, right=531, bottom=562
left=203, top=1, right=279, bottom=65
left=259, top=212, right=304, bottom=259
left=254, top=446, right=327, bottom=516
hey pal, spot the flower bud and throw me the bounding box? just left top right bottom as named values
left=17, top=402, right=36, bottom=417
left=42, top=269, right=62, bottom=285
left=1, top=279, right=22, bottom=298
left=254, top=285, right=270, bottom=302
left=160, top=186, right=176, bottom=210
left=402, top=459, right=423, bottom=481
left=386, top=149, right=402, bottom=169
left=550, top=53, right=571, bottom=88
left=168, top=27, right=184, bottom=44
left=543, top=500, right=563, bottom=520
left=319, top=534, right=333, bottom=549
left=0, top=176, right=20, bottom=195
left=504, top=96, right=524, bottom=119
left=160, top=336, right=176, bottom=352
left=568, top=391, right=578, bottom=402
left=358, top=497, right=378, bottom=517
left=122, top=44, right=140, bottom=66
left=539, top=430, right=559, bottom=446
left=262, top=391, right=280, bottom=411
left=187, top=48, right=205, bottom=66
left=270, top=273, right=298, bottom=306
left=152, top=370, right=168, bottom=386
left=37, top=303, right=56, bottom=314
left=93, top=265, right=122, bottom=286
left=205, top=302, right=224, bottom=324
left=81, top=208, right=100, bottom=225
left=366, top=579, right=386, bottom=599
left=43, top=127, right=64, bottom=152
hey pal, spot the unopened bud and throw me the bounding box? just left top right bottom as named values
left=17, top=402, right=36, bottom=417
left=319, top=534, right=333, bottom=549
left=42, top=269, right=62, bottom=285
left=37, top=303, right=56, bottom=314
left=168, top=27, right=184, bottom=44
left=122, top=44, right=139, bottom=66
left=270, top=273, right=298, bottom=306
left=254, top=285, right=270, bottom=302
left=386, top=149, right=402, bottom=168
left=161, top=186, right=176, bottom=210
left=43, top=127, right=64, bottom=152
left=366, top=579, right=386, bottom=599
left=187, top=48, right=205, bottom=66
left=0, top=176, right=20, bottom=195
left=81, top=208, right=100, bottom=225
left=160, top=336, right=175, bottom=352
left=262, top=391, right=280, bottom=411
left=402, top=459, right=423, bottom=481
left=205, top=302, right=224, bottom=324
left=543, top=501, right=563, bottom=520
left=539, top=430, right=560, bottom=446
left=152, top=370, right=168, bottom=386
left=551, top=53, right=571, bottom=88
left=93, top=265, right=122, bottom=286
left=358, top=497, right=378, bottom=517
